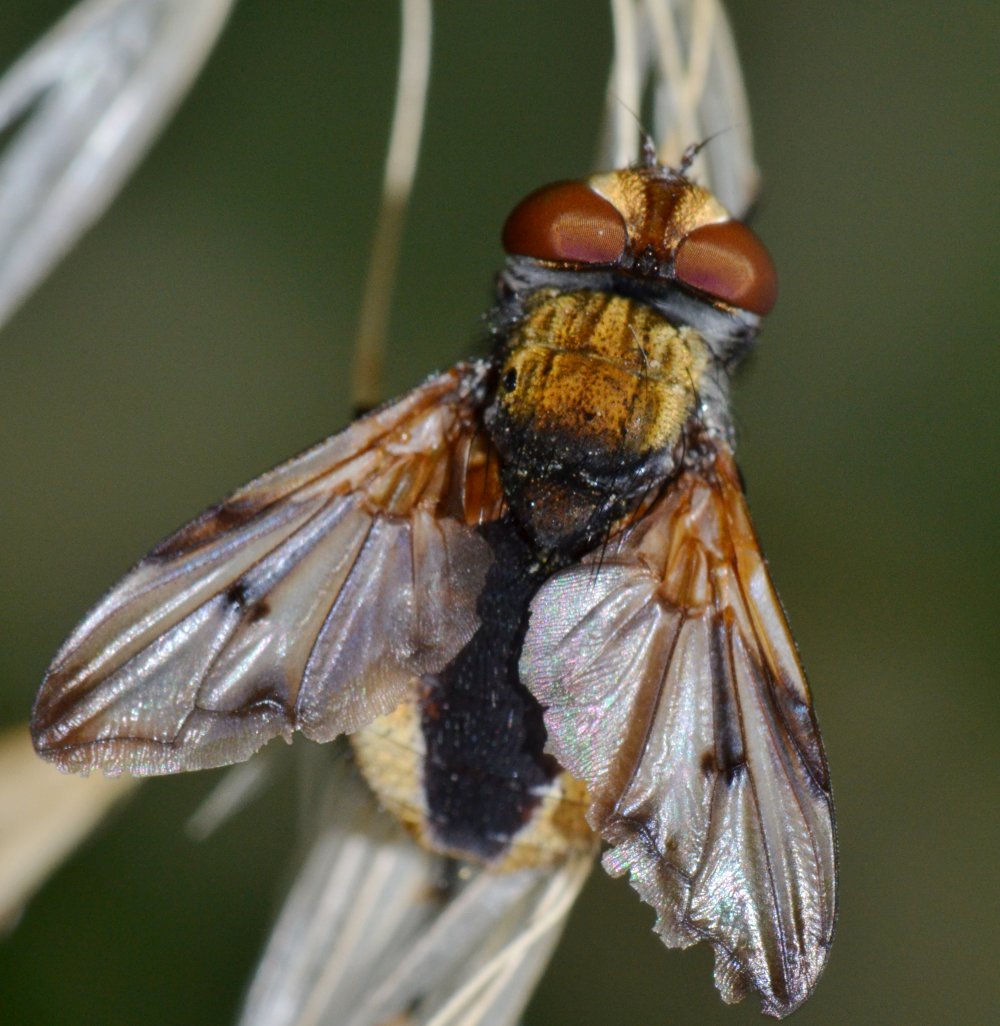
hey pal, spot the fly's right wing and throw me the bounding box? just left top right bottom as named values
left=522, top=442, right=836, bottom=1018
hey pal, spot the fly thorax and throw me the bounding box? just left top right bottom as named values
left=486, top=290, right=708, bottom=552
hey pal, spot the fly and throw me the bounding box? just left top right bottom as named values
left=30, top=147, right=835, bottom=1019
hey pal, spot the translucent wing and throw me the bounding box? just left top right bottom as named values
left=32, top=362, right=503, bottom=776
left=521, top=441, right=836, bottom=1018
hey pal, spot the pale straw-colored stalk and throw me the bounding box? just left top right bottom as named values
left=0, top=0, right=235, bottom=333
left=349, top=0, right=433, bottom=414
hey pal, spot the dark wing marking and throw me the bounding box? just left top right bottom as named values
left=33, top=363, right=503, bottom=776
left=520, top=441, right=836, bottom=1018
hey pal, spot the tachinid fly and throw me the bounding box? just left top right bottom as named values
left=31, top=151, right=835, bottom=1019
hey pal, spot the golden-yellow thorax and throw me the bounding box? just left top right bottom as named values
left=494, top=290, right=708, bottom=464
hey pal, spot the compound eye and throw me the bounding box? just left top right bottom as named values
left=674, top=220, right=778, bottom=315
left=502, top=181, right=627, bottom=265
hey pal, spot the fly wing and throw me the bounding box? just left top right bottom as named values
left=32, top=362, right=503, bottom=776
left=521, top=441, right=836, bottom=1018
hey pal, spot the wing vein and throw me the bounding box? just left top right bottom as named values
left=723, top=599, right=793, bottom=998
left=296, top=513, right=378, bottom=718
left=182, top=494, right=354, bottom=717
left=612, top=608, right=684, bottom=818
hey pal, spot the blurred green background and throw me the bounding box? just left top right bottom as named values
left=1, top=2, right=997, bottom=1023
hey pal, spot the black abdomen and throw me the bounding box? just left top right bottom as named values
left=420, top=516, right=557, bottom=861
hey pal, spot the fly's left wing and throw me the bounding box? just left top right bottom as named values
left=521, top=441, right=836, bottom=1018
left=32, top=362, right=502, bottom=776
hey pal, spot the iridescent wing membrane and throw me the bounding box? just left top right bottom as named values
left=522, top=441, right=836, bottom=1016
left=32, top=364, right=502, bottom=775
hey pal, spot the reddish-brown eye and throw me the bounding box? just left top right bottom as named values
left=674, top=220, right=778, bottom=315
left=501, top=181, right=627, bottom=265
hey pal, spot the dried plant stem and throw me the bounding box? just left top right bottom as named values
left=349, top=0, right=433, bottom=413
